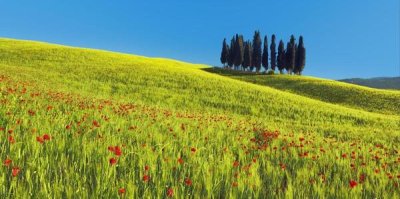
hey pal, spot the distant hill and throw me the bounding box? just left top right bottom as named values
left=339, top=77, right=400, bottom=90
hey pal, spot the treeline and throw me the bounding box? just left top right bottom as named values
left=220, top=31, right=306, bottom=75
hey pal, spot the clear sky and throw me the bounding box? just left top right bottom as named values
left=1, top=0, right=399, bottom=79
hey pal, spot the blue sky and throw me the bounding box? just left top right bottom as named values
left=0, top=0, right=399, bottom=79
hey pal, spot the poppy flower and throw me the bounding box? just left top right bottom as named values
left=36, top=136, right=44, bottom=144
left=166, top=188, right=174, bottom=197
left=66, top=124, right=71, bottom=130
left=144, top=165, right=149, bottom=171
left=184, top=178, right=192, bottom=186
left=43, top=134, right=51, bottom=141
left=233, top=161, right=239, bottom=167
left=92, top=120, right=100, bottom=128
left=109, top=158, right=117, bottom=165
left=3, top=158, right=12, bottom=167
left=190, top=147, right=196, bottom=153
left=143, top=175, right=150, bottom=182
left=178, top=158, right=184, bottom=164
left=114, top=146, right=122, bottom=156
left=8, top=136, right=15, bottom=144
left=12, top=167, right=20, bottom=177
left=118, top=188, right=126, bottom=195
left=349, top=180, right=357, bottom=188
left=341, top=153, right=347, bottom=158
left=299, top=137, right=305, bottom=142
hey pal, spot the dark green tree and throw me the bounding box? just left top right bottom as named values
left=288, top=35, right=296, bottom=74
left=262, top=35, right=269, bottom=71
left=252, top=31, right=262, bottom=72
left=284, top=42, right=291, bottom=73
left=234, top=34, right=244, bottom=70
left=270, top=34, right=277, bottom=72
left=295, top=36, right=306, bottom=75
left=243, top=41, right=252, bottom=71
left=227, top=36, right=236, bottom=68
left=220, top=38, right=229, bottom=67
left=277, top=40, right=285, bottom=74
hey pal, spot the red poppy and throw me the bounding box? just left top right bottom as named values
left=374, top=169, right=380, bottom=174
left=184, top=178, right=192, bottom=186
left=359, top=174, right=366, bottom=183
left=8, top=129, right=13, bottom=134
left=43, top=134, right=51, bottom=141
left=92, top=120, right=100, bottom=128
left=8, top=136, right=15, bottom=144
left=299, top=137, right=305, bottom=142
left=178, top=158, right=184, bottom=164
left=166, top=188, right=174, bottom=197
left=114, top=146, right=122, bottom=156
left=280, top=163, right=286, bottom=170
left=233, top=161, right=239, bottom=167
left=144, top=165, right=149, bottom=171
left=109, top=158, right=117, bottom=165
left=349, top=180, right=357, bottom=188
left=66, top=124, right=71, bottom=130
left=12, top=167, right=20, bottom=177
left=118, top=188, right=126, bottom=195
left=143, top=175, right=150, bottom=182
left=190, top=147, right=196, bottom=153
left=36, top=136, right=44, bottom=144
left=341, top=153, right=347, bottom=158
left=3, top=158, right=12, bottom=167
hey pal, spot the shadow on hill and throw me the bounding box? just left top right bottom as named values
left=202, top=67, right=267, bottom=77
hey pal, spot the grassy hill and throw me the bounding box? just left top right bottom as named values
left=0, top=38, right=399, bottom=198
left=340, top=77, right=400, bottom=90
left=206, top=68, right=400, bottom=116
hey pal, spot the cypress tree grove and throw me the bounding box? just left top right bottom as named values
left=234, top=34, right=244, bottom=70
left=228, top=36, right=236, bottom=69
left=277, top=40, right=285, bottom=74
left=295, top=36, right=306, bottom=75
left=262, top=35, right=269, bottom=71
left=252, top=31, right=262, bottom=73
left=270, top=34, right=277, bottom=72
left=288, top=35, right=296, bottom=74
left=220, top=38, right=229, bottom=68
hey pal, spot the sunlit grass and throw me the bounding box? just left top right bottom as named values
left=0, top=38, right=399, bottom=198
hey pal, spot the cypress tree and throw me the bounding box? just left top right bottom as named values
left=270, top=34, right=277, bottom=72
left=252, top=31, right=262, bottom=72
left=262, top=35, right=269, bottom=71
left=234, top=34, right=244, bottom=70
left=228, top=36, right=236, bottom=68
left=295, top=36, right=306, bottom=75
left=249, top=42, right=254, bottom=72
left=220, top=38, right=229, bottom=67
left=288, top=35, right=296, bottom=74
left=243, top=41, right=252, bottom=71
left=284, top=42, right=291, bottom=73
left=277, top=40, right=285, bottom=74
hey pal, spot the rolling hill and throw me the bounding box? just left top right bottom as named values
left=340, top=77, right=400, bottom=90
left=0, top=38, right=399, bottom=198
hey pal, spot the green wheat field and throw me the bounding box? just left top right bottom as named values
left=0, top=38, right=399, bottom=198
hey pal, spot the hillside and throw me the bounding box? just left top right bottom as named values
left=1, top=38, right=400, bottom=198
left=340, top=77, right=400, bottom=90
left=206, top=68, right=400, bottom=116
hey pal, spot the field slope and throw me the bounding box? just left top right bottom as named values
left=0, top=38, right=399, bottom=198
left=206, top=68, right=400, bottom=116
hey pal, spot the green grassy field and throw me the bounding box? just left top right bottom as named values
left=1, top=38, right=399, bottom=198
